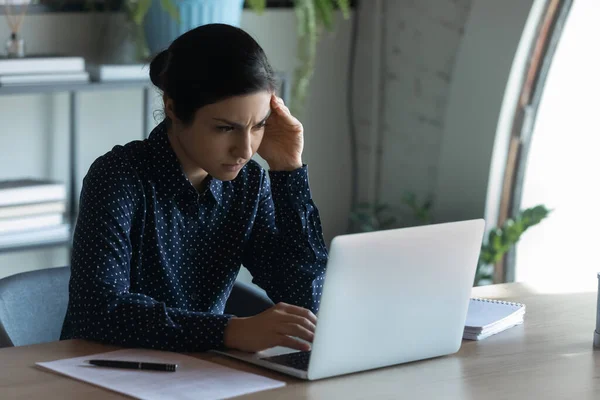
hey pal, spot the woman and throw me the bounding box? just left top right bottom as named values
left=60, top=24, right=328, bottom=353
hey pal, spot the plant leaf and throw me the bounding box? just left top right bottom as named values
left=160, top=0, right=179, bottom=23
left=294, top=0, right=307, bottom=37
left=380, top=218, right=396, bottom=228
left=360, top=224, right=374, bottom=232
left=291, top=0, right=318, bottom=116
left=374, top=203, right=389, bottom=213
left=401, top=192, right=416, bottom=206
left=335, top=0, right=351, bottom=19
left=314, top=0, right=334, bottom=30
left=246, top=0, right=266, bottom=14
left=132, top=0, right=152, bottom=25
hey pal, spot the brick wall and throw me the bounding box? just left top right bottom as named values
left=352, top=0, right=472, bottom=225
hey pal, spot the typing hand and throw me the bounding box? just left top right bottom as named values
left=224, top=302, right=317, bottom=352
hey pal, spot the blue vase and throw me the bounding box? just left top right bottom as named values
left=144, top=0, right=245, bottom=55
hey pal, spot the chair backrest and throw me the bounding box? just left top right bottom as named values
left=0, top=266, right=70, bottom=348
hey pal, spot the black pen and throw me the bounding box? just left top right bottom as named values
left=87, top=359, right=178, bottom=372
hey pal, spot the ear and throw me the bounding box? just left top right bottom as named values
left=164, top=95, right=177, bottom=122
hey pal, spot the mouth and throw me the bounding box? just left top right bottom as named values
left=222, top=163, right=245, bottom=172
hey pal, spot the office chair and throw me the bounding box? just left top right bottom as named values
left=0, top=266, right=273, bottom=348
left=0, top=266, right=70, bottom=348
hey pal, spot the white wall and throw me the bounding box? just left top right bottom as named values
left=349, top=0, right=475, bottom=226
left=0, top=1, right=552, bottom=285
left=378, top=0, right=472, bottom=213
left=434, top=0, right=538, bottom=224
left=0, top=10, right=353, bottom=279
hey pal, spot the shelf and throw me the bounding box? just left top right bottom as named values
left=0, top=79, right=152, bottom=255
left=0, top=71, right=288, bottom=255
left=0, top=1, right=358, bottom=14
left=0, top=236, right=70, bottom=254
left=0, top=80, right=152, bottom=96
left=0, top=224, right=72, bottom=254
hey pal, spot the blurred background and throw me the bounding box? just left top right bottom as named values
left=0, top=0, right=597, bottom=294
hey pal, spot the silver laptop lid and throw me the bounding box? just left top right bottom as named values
left=307, top=219, right=485, bottom=380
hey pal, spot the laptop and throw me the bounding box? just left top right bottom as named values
left=213, top=219, right=486, bottom=380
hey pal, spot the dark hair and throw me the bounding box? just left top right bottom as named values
left=149, top=23, right=277, bottom=126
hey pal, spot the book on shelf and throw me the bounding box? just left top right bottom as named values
left=87, top=63, right=149, bottom=82
left=0, top=213, right=64, bottom=234
left=0, top=54, right=85, bottom=75
left=0, top=179, right=66, bottom=207
left=0, top=71, right=89, bottom=86
left=0, top=223, right=71, bottom=250
left=0, top=201, right=66, bottom=219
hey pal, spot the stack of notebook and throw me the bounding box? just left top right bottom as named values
left=0, top=55, right=89, bottom=86
left=463, top=297, right=526, bottom=340
left=0, top=179, right=70, bottom=249
left=87, top=63, right=149, bottom=82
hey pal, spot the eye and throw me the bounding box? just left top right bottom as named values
left=255, top=121, right=267, bottom=129
left=217, top=126, right=234, bottom=133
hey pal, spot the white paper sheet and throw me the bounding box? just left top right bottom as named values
left=36, top=348, right=285, bottom=400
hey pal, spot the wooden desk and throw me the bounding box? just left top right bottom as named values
left=2, top=283, right=599, bottom=399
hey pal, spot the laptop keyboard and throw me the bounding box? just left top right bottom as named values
left=261, top=351, right=311, bottom=371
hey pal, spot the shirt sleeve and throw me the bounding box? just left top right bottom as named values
left=242, top=165, right=329, bottom=313
left=61, top=156, right=232, bottom=352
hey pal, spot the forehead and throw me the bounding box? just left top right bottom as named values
left=199, top=91, right=272, bottom=117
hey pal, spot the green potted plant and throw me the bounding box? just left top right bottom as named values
left=247, top=0, right=350, bottom=116
left=475, top=205, right=551, bottom=285
left=350, top=195, right=552, bottom=286
left=141, top=0, right=351, bottom=116
left=79, top=0, right=178, bottom=63
left=120, top=0, right=179, bottom=62
left=91, top=0, right=350, bottom=114
left=348, top=192, right=433, bottom=233
left=144, top=0, right=244, bottom=56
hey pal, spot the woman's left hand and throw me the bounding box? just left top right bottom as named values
left=257, top=94, right=304, bottom=171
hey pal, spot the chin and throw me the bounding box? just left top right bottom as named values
left=211, top=163, right=246, bottom=181
left=211, top=165, right=244, bottom=181
left=214, top=171, right=241, bottom=181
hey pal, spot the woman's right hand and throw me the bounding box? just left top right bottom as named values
left=223, top=302, right=317, bottom=353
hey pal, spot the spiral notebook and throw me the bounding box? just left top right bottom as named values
left=463, top=298, right=526, bottom=340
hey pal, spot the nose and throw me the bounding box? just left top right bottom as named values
left=231, top=130, right=253, bottom=161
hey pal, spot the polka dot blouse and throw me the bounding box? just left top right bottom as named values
left=60, top=121, right=328, bottom=352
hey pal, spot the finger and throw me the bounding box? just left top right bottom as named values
left=271, top=101, right=287, bottom=114
left=275, top=98, right=288, bottom=111
left=277, top=303, right=317, bottom=325
left=270, top=94, right=282, bottom=108
left=276, top=323, right=315, bottom=343
left=272, top=96, right=289, bottom=111
left=278, top=104, right=291, bottom=115
left=273, top=105, right=302, bottom=129
left=277, top=334, right=312, bottom=352
left=280, top=314, right=316, bottom=333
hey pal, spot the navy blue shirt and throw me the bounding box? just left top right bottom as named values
left=61, top=121, right=328, bottom=352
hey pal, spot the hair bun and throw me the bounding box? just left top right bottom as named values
left=149, top=50, right=169, bottom=90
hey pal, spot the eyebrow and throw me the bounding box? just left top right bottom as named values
left=213, top=111, right=271, bottom=129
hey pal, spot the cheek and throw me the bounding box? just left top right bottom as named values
left=180, top=127, right=218, bottom=158
left=252, top=131, right=265, bottom=151
left=206, top=134, right=237, bottom=162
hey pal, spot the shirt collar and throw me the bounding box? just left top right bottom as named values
left=147, top=121, right=223, bottom=206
